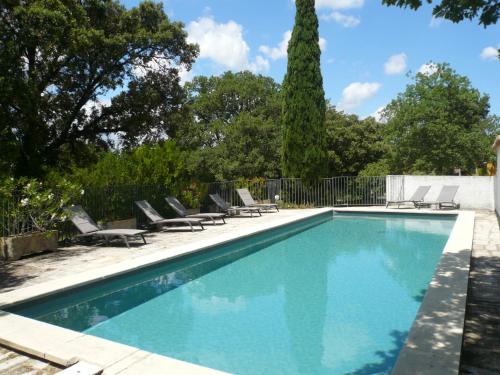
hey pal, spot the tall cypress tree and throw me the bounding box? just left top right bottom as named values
left=282, top=0, right=327, bottom=181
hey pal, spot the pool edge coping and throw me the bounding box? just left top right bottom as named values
left=334, top=207, right=474, bottom=375
left=0, top=208, right=333, bottom=374
left=0, top=207, right=472, bottom=374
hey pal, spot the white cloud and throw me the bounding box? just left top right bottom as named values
left=370, top=106, right=387, bottom=123
left=186, top=16, right=269, bottom=73
left=315, top=0, right=364, bottom=9
left=319, top=37, right=328, bottom=51
left=320, top=11, right=360, bottom=27
left=83, top=98, right=111, bottom=117
left=429, top=16, right=443, bottom=28
left=259, top=31, right=292, bottom=60
left=480, top=46, right=499, bottom=60
left=418, top=63, right=438, bottom=75
left=178, top=65, right=194, bottom=84
left=248, top=55, right=271, bottom=73
left=384, top=53, right=407, bottom=75
left=337, top=82, right=381, bottom=112
left=259, top=30, right=327, bottom=61
left=131, top=54, right=194, bottom=84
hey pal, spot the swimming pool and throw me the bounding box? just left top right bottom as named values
left=9, top=212, right=456, bottom=374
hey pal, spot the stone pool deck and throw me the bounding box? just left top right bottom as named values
left=0, top=345, right=61, bottom=374
left=0, top=208, right=499, bottom=374
left=0, top=209, right=317, bottom=293
left=460, top=211, right=500, bottom=374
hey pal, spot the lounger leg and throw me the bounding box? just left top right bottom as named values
left=258, top=210, right=262, bottom=216
left=188, top=222, right=194, bottom=232
left=122, top=235, right=130, bottom=248
left=104, top=235, right=110, bottom=246
left=222, top=217, right=226, bottom=224
left=200, top=223, right=205, bottom=230
left=141, top=234, right=147, bottom=244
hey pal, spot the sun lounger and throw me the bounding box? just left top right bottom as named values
left=165, top=196, right=226, bottom=225
left=236, top=188, right=279, bottom=212
left=209, top=193, right=262, bottom=217
left=67, top=205, right=147, bottom=248
left=135, top=200, right=205, bottom=231
left=421, top=185, right=460, bottom=210
left=386, top=186, right=431, bottom=208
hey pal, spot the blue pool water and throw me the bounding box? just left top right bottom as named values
left=10, top=212, right=455, bottom=374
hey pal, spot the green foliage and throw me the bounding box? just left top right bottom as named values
left=383, top=63, right=499, bottom=175
left=180, top=72, right=282, bottom=181
left=325, top=108, right=387, bottom=176
left=234, top=177, right=268, bottom=200
left=0, top=177, right=82, bottom=234
left=65, top=141, right=188, bottom=188
left=282, top=0, right=327, bottom=181
left=0, top=0, right=198, bottom=177
left=382, top=0, right=499, bottom=27
left=191, top=113, right=281, bottom=181
left=54, top=141, right=206, bottom=212
left=358, top=160, right=391, bottom=177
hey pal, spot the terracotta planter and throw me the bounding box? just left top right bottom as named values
left=1, top=230, right=58, bottom=261
left=104, top=218, right=137, bottom=230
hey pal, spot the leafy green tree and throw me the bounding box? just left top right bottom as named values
left=0, top=0, right=198, bottom=177
left=325, top=108, right=387, bottom=176
left=98, top=71, right=190, bottom=149
left=383, top=63, right=499, bottom=175
left=201, top=113, right=281, bottom=181
left=282, top=0, right=327, bottom=181
left=180, top=71, right=281, bottom=149
left=382, top=0, right=499, bottom=27
left=179, top=72, right=282, bottom=181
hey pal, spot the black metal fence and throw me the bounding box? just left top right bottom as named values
left=1, top=197, right=37, bottom=238
left=1, top=177, right=388, bottom=240
left=207, top=177, right=387, bottom=208
left=1, top=185, right=176, bottom=240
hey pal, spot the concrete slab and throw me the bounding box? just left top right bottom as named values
left=58, top=361, right=102, bottom=375
left=115, top=353, right=226, bottom=375
left=102, top=350, right=151, bottom=375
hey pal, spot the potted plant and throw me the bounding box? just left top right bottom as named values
left=0, top=178, right=82, bottom=260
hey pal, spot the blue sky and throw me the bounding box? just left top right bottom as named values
left=123, top=0, right=499, bottom=118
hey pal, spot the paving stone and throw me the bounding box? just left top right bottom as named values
left=461, top=211, right=500, bottom=374
left=0, top=345, right=61, bottom=374
left=461, top=364, right=500, bottom=375
left=0, top=209, right=312, bottom=293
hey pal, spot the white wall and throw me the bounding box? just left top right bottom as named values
left=386, top=175, right=495, bottom=210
